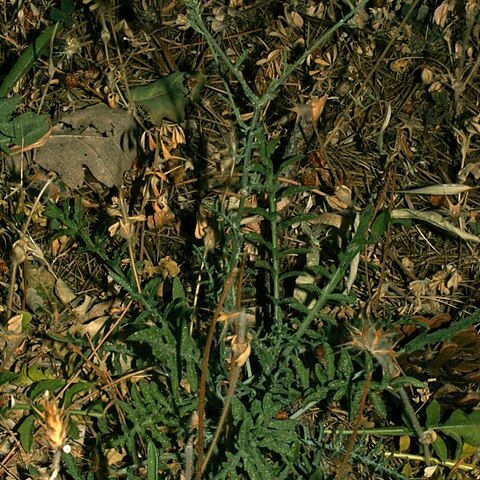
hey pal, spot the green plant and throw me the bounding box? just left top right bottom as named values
left=0, top=25, right=59, bottom=98
left=50, top=0, right=76, bottom=28
left=0, top=97, right=50, bottom=153
left=179, top=1, right=424, bottom=476
left=37, top=199, right=201, bottom=477
left=130, top=71, right=206, bottom=125
left=3, top=0, right=480, bottom=478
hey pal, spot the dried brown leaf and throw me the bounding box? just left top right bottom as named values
left=7, top=314, right=23, bottom=334
left=390, top=58, right=411, bottom=73
left=55, top=278, right=76, bottom=304
left=158, top=256, right=180, bottom=279
left=458, top=161, right=480, bottom=181
left=35, top=104, right=137, bottom=189
left=326, top=185, right=351, bottom=210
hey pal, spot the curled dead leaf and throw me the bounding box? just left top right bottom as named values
left=428, top=81, right=443, bottom=93
left=158, top=256, right=180, bottom=279
left=423, top=465, right=438, bottom=478
left=390, top=58, right=411, bottom=73
left=421, top=67, right=434, bottom=84
left=284, top=7, right=304, bottom=28
left=399, top=183, right=474, bottom=195
left=458, top=160, right=480, bottom=181
left=310, top=95, right=328, bottom=123
left=69, top=316, right=109, bottom=337
left=7, top=314, right=23, bottom=334
left=326, top=185, right=351, bottom=210
left=55, top=278, right=76, bottom=304
left=146, top=203, right=174, bottom=230
left=391, top=208, right=480, bottom=242
left=315, top=212, right=344, bottom=229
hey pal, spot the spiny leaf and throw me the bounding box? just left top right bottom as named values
left=50, top=0, right=75, bottom=27
left=0, top=97, right=20, bottom=122
left=438, top=410, right=480, bottom=447
left=403, top=308, right=480, bottom=353
left=425, top=400, right=441, bottom=427
left=147, top=440, right=159, bottom=480
left=29, top=379, right=66, bottom=400
left=0, top=100, right=50, bottom=153
left=0, top=371, right=17, bottom=386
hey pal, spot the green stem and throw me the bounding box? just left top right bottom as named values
left=268, top=181, right=282, bottom=337
left=398, top=386, right=431, bottom=466
left=295, top=204, right=373, bottom=340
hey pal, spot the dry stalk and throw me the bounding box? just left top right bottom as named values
left=398, top=386, right=431, bottom=467
left=117, top=190, right=142, bottom=293
left=324, top=0, right=421, bottom=149
left=56, top=301, right=135, bottom=423
left=195, top=267, right=238, bottom=478
left=335, top=371, right=372, bottom=480
left=198, top=251, right=251, bottom=476
left=6, top=176, right=54, bottom=316
left=201, top=310, right=251, bottom=474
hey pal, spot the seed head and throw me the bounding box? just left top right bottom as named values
left=348, top=323, right=401, bottom=377
left=42, top=392, right=68, bottom=450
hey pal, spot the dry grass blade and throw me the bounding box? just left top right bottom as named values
left=391, top=209, right=480, bottom=243
left=399, top=184, right=476, bottom=195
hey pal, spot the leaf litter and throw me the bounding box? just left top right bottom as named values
left=1, top=1, right=480, bottom=479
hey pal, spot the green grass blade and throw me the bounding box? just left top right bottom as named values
left=0, top=24, right=57, bottom=98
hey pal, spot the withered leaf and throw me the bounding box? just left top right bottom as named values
left=35, top=103, right=137, bottom=189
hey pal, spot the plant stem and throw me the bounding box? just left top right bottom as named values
left=196, top=268, right=238, bottom=479
left=336, top=371, right=372, bottom=480
left=202, top=308, right=250, bottom=474
left=268, top=179, right=282, bottom=339
left=398, top=386, right=431, bottom=467
left=295, top=204, right=373, bottom=340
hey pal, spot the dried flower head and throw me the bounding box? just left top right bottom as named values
left=348, top=323, right=401, bottom=377
left=42, top=391, right=68, bottom=450
left=62, top=35, right=82, bottom=60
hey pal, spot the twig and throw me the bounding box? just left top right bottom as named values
left=202, top=359, right=240, bottom=474
left=118, top=190, right=142, bottom=294
left=324, top=0, right=421, bottom=148
left=6, top=176, right=54, bottom=316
